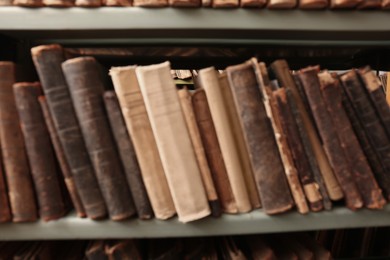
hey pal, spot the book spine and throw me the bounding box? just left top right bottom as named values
left=212, top=0, right=238, bottom=7
left=105, top=240, right=141, bottom=260
left=198, top=67, right=252, bottom=213
left=387, top=72, right=390, bottom=105
left=383, top=0, right=390, bottom=8
left=319, top=72, right=386, bottom=209
left=298, top=67, right=363, bottom=210
left=192, top=89, right=238, bottom=214
left=75, top=0, right=101, bottom=5
left=42, top=0, right=74, bottom=6
left=240, top=0, right=266, bottom=7
left=31, top=44, right=106, bottom=220
left=270, top=60, right=343, bottom=201
left=169, top=0, right=200, bottom=6
left=13, top=82, right=66, bottom=221
left=103, top=0, right=131, bottom=5
left=0, top=0, right=12, bottom=5
left=13, top=0, right=43, bottom=6
left=298, top=0, right=328, bottom=8
left=0, top=157, right=11, bottom=222
left=136, top=61, right=210, bottom=223
left=39, top=96, right=86, bottom=218
left=0, top=62, right=37, bottom=222
left=62, top=57, right=136, bottom=221
left=267, top=0, right=297, bottom=8
left=330, top=0, right=360, bottom=8
left=103, top=91, right=153, bottom=220
left=132, top=0, right=167, bottom=6
left=226, top=62, right=295, bottom=215
left=178, top=88, right=221, bottom=217
left=357, top=0, right=381, bottom=8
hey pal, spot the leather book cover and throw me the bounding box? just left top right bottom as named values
left=0, top=61, right=37, bottom=222
left=270, top=60, right=343, bottom=201
left=341, top=70, right=390, bottom=200
left=14, top=82, right=66, bottom=221
left=226, top=61, right=295, bottom=215
left=31, top=45, right=106, bottom=220
left=267, top=0, right=297, bottom=8
left=62, top=57, right=136, bottom=221
left=86, top=241, right=108, bottom=260
left=109, top=66, right=175, bottom=220
left=330, top=0, right=360, bottom=8
left=169, top=0, right=200, bottom=7
left=178, top=88, right=221, bottom=217
left=212, top=0, right=238, bottom=7
left=299, top=0, right=328, bottom=8
left=357, top=0, right=381, bottom=8
left=133, top=0, right=167, bottom=6
left=319, top=71, right=386, bottom=209
left=136, top=61, right=210, bottom=223
left=191, top=89, right=237, bottom=214
left=13, top=0, right=43, bottom=6
left=298, top=67, right=363, bottom=210
left=240, top=0, right=266, bottom=7
left=75, top=0, right=101, bottom=6
left=42, top=0, right=74, bottom=6
left=0, top=153, right=10, bottom=222
left=105, top=240, right=141, bottom=260
left=383, top=0, right=390, bottom=9
left=103, top=91, right=153, bottom=220
left=198, top=67, right=252, bottom=213
left=103, top=0, right=131, bottom=5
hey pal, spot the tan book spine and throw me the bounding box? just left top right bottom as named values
left=103, top=0, right=131, bottom=5
left=110, top=66, right=176, bottom=220
left=178, top=88, right=221, bottom=217
left=198, top=67, right=252, bottom=213
left=299, top=0, right=328, bottom=8
left=13, top=0, right=43, bottom=6
left=75, top=0, right=101, bottom=5
left=219, top=73, right=261, bottom=209
left=0, top=0, right=12, bottom=5
left=212, top=0, right=238, bottom=7
left=136, top=62, right=210, bottom=223
left=42, top=0, right=74, bottom=6
left=267, top=0, right=297, bottom=8
left=201, top=0, right=211, bottom=6
left=133, top=0, right=167, bottom=6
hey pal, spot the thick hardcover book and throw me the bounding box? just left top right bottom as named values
left=0, top=62, right=37, bottom=222
left=133, top=0, right=167, bottom=6
left=240, top=0, right=266, bottom=7
left=212, top=0, right=238, bottom=7
left=109, top=66, right=175, bottom=220
left=39, top=96, right=86, bottom=218
left=270, top=60, right=343, bottom=201
left=75, top=0, right=101, bottom=5
left=42, top=0, right=74, bottom=6
left=192, top=89, right=237, bottom=214
left=198, top=67, right=252, bottom=213
left=299, top=0, right=328, bottom=8
left=341, top=70, right=390, bottom=200
left=103, top=91, right=153, bottom=220
left=13, top=0, right=43, bottom=6
left=319, top=72, right=386, bottom=209
left=62, top=57, right=136, bottom=221
left=178, top=88, right=221, bottom=217
left=298, top=67, right=363, bottom=210
left=105, top=240, right=141, bottom=260
left=267, top=0, right=297, bottom=8
left=0, top=156, right=10, bottom=222
left=136, top=61, right=210, bottom=223
left=31, top=45, right=106, bottom=220
left=14, top=82, right=66, bottom=221
left=169, top=0, right=200, bottom=6
left=226, top=61, right=294, bottom=215
left=330, top=0, right=359, bottom=8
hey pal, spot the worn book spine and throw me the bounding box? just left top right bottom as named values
left=105, top=240, right=141, bottom=260
left=110, top=66, right=175, bottom=220
left=0, top=62, right=37, bottom=222
left=169, top=0, right=200, bottom=6
left=341, top=70, right=390, bottom=200
left=240, top=0, right=266, bottom=7
left=86, top=241, right=107, bottom=260
left=13, top=0, right=43, bottom=6
left=103, top=91, right=153, bottom=220
left=226, top=62, right=294, bottom=215
left=274, top=88, right=324, bottom=212
left=357, top=0, right=381, bottom=8
left=75, top=0, right=101, bottom=5
left=14, top=82, right=66, bottom=221
left=62, top=57, right=136, bottom=221
left=330, top=0, right=360, bottom=8
left=31, top=45, right=106, bottom=220
left=42, top=0, right=74, bottom=6
left=178, top=88, right=221, bottom=217
left=383, top=0, right=390, bottom=9
left=192, top=89, right=237, bottom=214
left=198, top=67, right=252, bottom=213
left=103, top=0, right=131, bottom=5
left=0, top=157, right=10, bottom=222
left=267, top=0, right=297, bottom=8
left=136, top=62, right=210, bottom=223
left=39, top=96, right=86, bottom=218
left=319, top=72, right=386, bottom=209
left=298, top=67, right=363, bottom=210
left=299, top=0, right=328, bottom=8
left=387, top=72, right=390, bottom=105
left=133, top=0, right=167, bottom=6
left=201, top=0, right=211, bottom=6
left=270, top=60, right=343, bottom=201
left=212, top=0, right=238, bottom=7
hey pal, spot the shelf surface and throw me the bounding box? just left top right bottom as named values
left=1, top=205, right=390, bottom=240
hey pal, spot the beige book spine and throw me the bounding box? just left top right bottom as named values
left=199, top=67, right=252, bottom=213
left=219, top=73, right=261, bottom=209
left=110, top=66, right=176, bottom=220
left=212, top=0, right=238, bottom=7
left=136, top=62, right=210, bottom=223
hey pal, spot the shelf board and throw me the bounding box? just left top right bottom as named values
left=1, top=205, right=390, bottom=240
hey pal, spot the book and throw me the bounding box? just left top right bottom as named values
left=246, top=236, right=277, bottom=260
left=319, top=71, right=386, bottom=209
left=103, top=0, right=131, bottom=5
left=103, top=91, right=153, bottom=220
left=0, top=0, right=12, bottom=5
left=62, top=57, right=136, bottom=221
left=357, top=0, right=381, bottom=8
left=13, top=82, right=66, bottom=221
left=42, top=0, right=74, bottom=6
left=133, top=0, right=167, bottom=6
left=298, top=67, right=363, bottom=210
left=267, top=0, right=297, bottom=8
left=299, top=0, right=328, bottom=8
left=136, top=61, right=210, bottom=223
left=330, top=0, right=360, bottom=8
left=75, top=0, right=101, bottom=5
left=169, top=0, right=200, bottom=6
left=0, top=61, right=37, bottom=222
left=0, top=155, right=10, bottom=222
left=105, top=240, right=141, bottom=260
left=387, top=72, right=390, bottom=105
left=212, top=0, right=238, bottom=7
left=383, top=0, right=390, bottom=8
left=86, top=241, right=107, bottom=260
left=191, top=89, right=238, bottom=214
left=226, top=61, right=295, bottom=214
left=240, top=0, right=266, bottom=7
left=198, top=67, right=252, bottom=213
left=12, top=0, right=43, bottom=6
left=178, top=88, right=221, bottom=217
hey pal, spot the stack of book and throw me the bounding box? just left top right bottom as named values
left=0, top=44, right=389, bottom=223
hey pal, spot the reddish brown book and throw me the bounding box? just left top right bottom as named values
left=75, top=0, right=101, bottom=5
left=298, top=67, right=363, bottom=210
left=0, top=157, right=10, bottom=222
left=383, top=0, right=390, bottom=8
left=299, top=0, right=328, bottom=8
left=330, top=0, right=360, bottom=8
left=105, top=240, right=141, bottom=260
left=0, top=62, right=37, bottom=222
left=13, top=0, right=43, bottom=6
left=240, top=0, right=266, bottom=7
left=357, top=0, right=381, bottom=8
left=42, top=0, right=74, bottom=6
left=212, top=0, right=238, bottom=7
left=169, top=0, right=200, bottom=6
left=103, top=0, right=130, bottom=5
left=133, top=0, right=167, bottom=6
left=267, top=0, right=297, bottom=8
left=14, top=82, right=66, bottom=221
left=86, top=241, right=107, bottom=260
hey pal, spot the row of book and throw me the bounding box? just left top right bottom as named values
left=1, top=44, right=390, bottom=223
left=2, top=0, right=390, bottom=8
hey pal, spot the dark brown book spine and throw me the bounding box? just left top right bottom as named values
left=341, top=70, right=390, bottom=200
left=191, top=89, right=237, bottom=214
left=226, top=62, right=294, bottom=215
left=103, top=91, right=153, bottom=220
left=13, top=82, right=66, bottom=221
left=0, top=156, right=11, bottom=222
left=31, top=45, right=106, bottom=220
left=105, top=240, right=141, bottom=260
left=86, top=241, right=108, bottom=260
left=0, top=62, right=37, bottom=222
left=319, top=72, right=386, bottom=209
left=298, top=67, right=363, bottom=210
left=62, top=57, right=136, bottom=221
